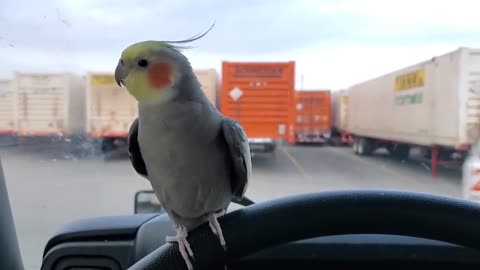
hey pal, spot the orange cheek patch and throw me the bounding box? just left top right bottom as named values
left=147, top=62, right=173, bottom=89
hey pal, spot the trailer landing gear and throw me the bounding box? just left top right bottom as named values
left=431, top=146, right=439, bottom=179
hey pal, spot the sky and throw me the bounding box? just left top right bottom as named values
left=1, top=0, right=480, bottom=90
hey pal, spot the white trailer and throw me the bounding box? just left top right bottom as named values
left=347, top=47, right=480, bottom=177
left=85, top=72, right=138, bottom=152
left=0, top=80, right=16, bottom=135
left=86, top=69, right=219, bottom=152
left=330, top=89, right=352, bottom=145
left=13, top=73, right=86, bottom=137
left=194, top=69, right=220, bottom=108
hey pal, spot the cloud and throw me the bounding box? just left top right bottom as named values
left=0, top=0, right=364, bottom=54
left=0, top=0, right=480, bottom=89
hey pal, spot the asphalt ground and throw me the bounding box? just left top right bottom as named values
left=0, top=141, right=461, bottom=269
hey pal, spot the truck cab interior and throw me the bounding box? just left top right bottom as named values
left=2, top=161, right=480, bottom=270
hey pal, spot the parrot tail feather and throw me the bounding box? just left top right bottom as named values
left=166, top=225, right=194, bottom=270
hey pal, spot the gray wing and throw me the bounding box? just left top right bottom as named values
left=128, top=118, right=148, bottom=179
left=220, top=117, right=252, bottom=200
left=129, top=116, right=255, bottom=206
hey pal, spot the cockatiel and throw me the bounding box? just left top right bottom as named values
left=115, top=26, right=252, bottom=270
left=128, top=117, right=255, bottom=206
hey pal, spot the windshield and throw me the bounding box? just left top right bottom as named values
left=1, top=0, right=479, bottom=269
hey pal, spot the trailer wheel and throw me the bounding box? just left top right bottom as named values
left=101, top=138, right=116, bottom=153
left=269, top=144, right=277, bottom=158
left=265, top=143, right=276, bottom=153
left=357, top=139, right=365, bottom=155
left=352, top=138, right=359, bottom=154
left=421, top=148, right=432, bottom=159
left=329, top=136, right=341, bottom=146
left=389, top=144, right=410, bottom=160
left=357, top=137, right=374, bottom=156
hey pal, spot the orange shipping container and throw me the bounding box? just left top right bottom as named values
left=221, top=61, right=296, bottom=150
left=294, top=90, right=331, bottom=143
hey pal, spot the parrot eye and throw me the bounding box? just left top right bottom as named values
left=138, top=59, right=149, bottom=68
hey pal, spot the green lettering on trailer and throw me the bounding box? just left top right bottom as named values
left=395, top=92, right=423, bottom=106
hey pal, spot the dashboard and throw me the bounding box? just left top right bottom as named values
left=41, top=212, right=480, bottom=270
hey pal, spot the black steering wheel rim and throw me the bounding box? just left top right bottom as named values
left=128, top=190, right=480, bottom=270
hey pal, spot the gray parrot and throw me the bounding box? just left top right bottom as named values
left=114, top=27, right=252, bottom=270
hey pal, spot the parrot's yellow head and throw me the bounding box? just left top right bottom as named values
left=115, top=41, right=181, bottom=104
left=115, top=23, right=215, bottom=104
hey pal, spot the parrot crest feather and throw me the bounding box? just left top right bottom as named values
left=121, top=21, right=215, bottom=60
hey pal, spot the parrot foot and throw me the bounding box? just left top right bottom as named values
left=208, top=209, right=227, bottom=250
left=166, top=225, right=194, bottom=270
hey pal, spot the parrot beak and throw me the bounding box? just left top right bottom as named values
left=115, top=60, right=129, bottom=87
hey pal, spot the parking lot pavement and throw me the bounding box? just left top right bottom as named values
left=0, top=143, right=462, bottom=269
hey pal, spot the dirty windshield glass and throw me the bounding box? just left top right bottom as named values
left=1, top=0, right=479, bottom=269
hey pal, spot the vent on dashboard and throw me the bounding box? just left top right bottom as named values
left=53, top=256, right=120, bottom=270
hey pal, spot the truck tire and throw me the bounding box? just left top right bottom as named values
left=389, top=144, right=410, bottom=160
left=352, top=138, right=359, bottom=154
left=265, top=143, right=276, bottom=153
left=357, top=137, right=374, bottom=156
left=101, top=138, right=116, bottom=153
left=330, top=136, right=341, bottom=146
left=421, top=148, right=432, bottom=159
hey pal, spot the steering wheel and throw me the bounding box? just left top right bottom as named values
left=128, top=190, right=480, bottom=270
